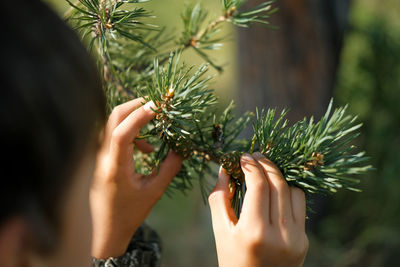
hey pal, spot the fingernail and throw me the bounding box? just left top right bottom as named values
left=240, top=153, right=254, bottom=165
left=218, top=166, right=230, bottom=183
left=219, top=166, right=227, bottom=175
left=252, top=152, right=264, bottom=160
left=143, top=101, right=156, bottom=112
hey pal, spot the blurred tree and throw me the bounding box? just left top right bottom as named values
left=306, top=7, right=400, bottom=266
left=236, top=0, right=352, bottom=229
left=237, top=0, right=351, bottom=120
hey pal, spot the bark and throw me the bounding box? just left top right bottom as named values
left=237, top=0, right=351, bottom=121
left=236, top=0, right=351, bottom=229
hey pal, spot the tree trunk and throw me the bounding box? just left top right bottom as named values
left=236, top=0, right=351, bottom=229
left=237, top=0, right=351, bottom=121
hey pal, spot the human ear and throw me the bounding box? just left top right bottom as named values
left=0, top=217, right=32, bottom=267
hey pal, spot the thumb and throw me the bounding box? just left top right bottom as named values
left=208, top=167, right=238, bottom=226
left=146, top=150, right=183, bottom=194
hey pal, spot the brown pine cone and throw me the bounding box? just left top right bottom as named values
left=219, top=151, right=244, bottom=180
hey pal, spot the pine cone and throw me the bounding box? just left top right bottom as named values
left=219, top=151, right=244, bottom=180
left=169, top=136, right=193, bottom=158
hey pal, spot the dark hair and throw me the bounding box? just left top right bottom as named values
left=0, top=0, right=106, bottom=251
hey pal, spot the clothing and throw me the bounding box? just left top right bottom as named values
left=92, top=224, right=161, bottom=267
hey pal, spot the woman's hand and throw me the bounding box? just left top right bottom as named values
left=209, top=153, right=308, bottom=267
left=90, top=98, right=183, bottom=259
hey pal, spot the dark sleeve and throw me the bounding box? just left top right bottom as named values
left=92, top=224, right=162, bottom=267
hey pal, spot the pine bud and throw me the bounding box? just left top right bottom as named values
left=164, top=86, right=175, bottom=101
left=220, top=151, right=244, bottom=180
left=304, top=152, right=325, bottom=170
left=170, top=136, right=193, bottom=158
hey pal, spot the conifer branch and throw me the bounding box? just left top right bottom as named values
left=178, top=1, right=277, bottom=71
left=66, top=0, right=372, bottom=216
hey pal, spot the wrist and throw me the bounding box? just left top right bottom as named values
left=91, top=226, right=136, bottom=259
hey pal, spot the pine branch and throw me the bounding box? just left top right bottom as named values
left=178, top=1, right=277, bottom=71
left=224, top=0, right=278, bottom=28
left=138, top=53, right=372, bottom=215
left=66, top=0, right=167, bottom=109
left=65, top=0, right=372, bottom=216
left=66, top=0, right=278, bottom=102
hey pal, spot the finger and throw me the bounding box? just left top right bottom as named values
left=290, top=187, right=306, bottom=229
left=107, top=97, right=145, bottom=131
left=240, top=153, right=270, bottom=223
left=103, top=98, right=145, bottom=150
left=134, top=139, right=154, bottom=154
left=253, top=153, right=292, bottom=225
left=208, top=167, right=238, bottom=227
left=110, top=101, right=156, bottom=165
left=145, top=150, right=183, bottom=195
left=252, top=152, right=293, bottom=226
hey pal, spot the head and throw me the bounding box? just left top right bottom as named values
left=0, top=1, right=106, bottom=266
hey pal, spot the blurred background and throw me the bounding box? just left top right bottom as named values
left=48, top=0, right=400, bottom=266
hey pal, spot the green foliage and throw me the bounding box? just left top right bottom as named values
left=66, top=0, right=371, bottom=215
left=66, top=0, right=154, bottom=51
left=253, top=102, right=371, bottom=195
left=222, top=0, right=278, bottom=27
left=142, top=52, right=217, bottom=153
left=179, top=4, right=224, bottom=70
left=66, top=0, right=277, bottom=110
left=178, top=1, right=277, bottom=70
left=305, top=1, right=400, bottom=266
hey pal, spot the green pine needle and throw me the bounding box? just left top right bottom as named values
left=65, top=0, right=372, bottom=214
